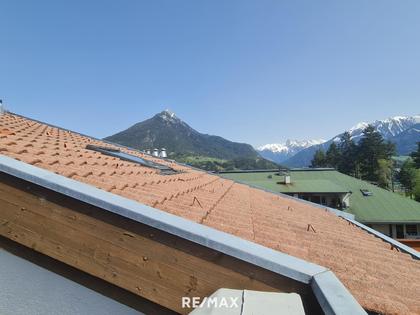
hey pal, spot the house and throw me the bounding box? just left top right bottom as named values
left=274, top=169, right=352, bottom=210
left=0, top=111, right=419, bottom=315
left=220, top=169, right=420, bottom=249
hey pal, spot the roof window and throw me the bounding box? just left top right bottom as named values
left=360, top=189, right=373, bottom=197
left=86, top=145, right=177, bottom=175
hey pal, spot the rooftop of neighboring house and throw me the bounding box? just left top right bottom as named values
left=0, top=112, right=419, bottom=314
left=220, top=169, right=420, bottom=224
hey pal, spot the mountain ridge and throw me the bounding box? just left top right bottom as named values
left=257, top=139, right=326, bottom=163
left=283, top=115, right=420, bottom=167
left=104, top=110, right=260, bottom=160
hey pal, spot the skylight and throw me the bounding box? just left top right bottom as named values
left=86, top=145, right=177, bottom=175
left=360, top=189, right=373, bottom=197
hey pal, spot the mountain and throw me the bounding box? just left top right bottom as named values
left=283, top=115, right=420, bottom=167
left=257, top=139, right=326, bottom=163
left=390, top=123, right=420, bottom=155
left=332, top=115, right=420, bottom=143
left=104, top=110, right=260, bottom=160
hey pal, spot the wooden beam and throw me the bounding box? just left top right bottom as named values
left=0, top=173, right=317, bottom=314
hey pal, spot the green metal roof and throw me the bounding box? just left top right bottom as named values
left=220, top=169, right=420, bottom=224
left=277, top=179, right=349, bottom=194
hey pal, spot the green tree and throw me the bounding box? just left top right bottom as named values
left=357, top=125, right=395, bottom=182
left=376, top=159, right=393, bottom=189
left=410, top=142, right=420, bottom=168
left=311, top=149, right=327, bottom=167
left=384, top=140, right=397, bottom=159
left=397, top=158, right=417, bottom=197
left=414, top=170, right=420, bottom=202
left=337, top=132, right=357, bottom=176
left=326, top=142, right=341, bottom=168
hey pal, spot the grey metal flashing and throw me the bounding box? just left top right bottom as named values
left=85, top=144, right=177, bottom=175
left=343, top=217, right=420, bottom=260
left=0, top=154, right=367, bottom=315
left=361, top=220, right=420, bottom=224
left=311, top=271, right=366, bottom=315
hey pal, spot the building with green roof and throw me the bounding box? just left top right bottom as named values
left=220, top=168, right=420, bottom=241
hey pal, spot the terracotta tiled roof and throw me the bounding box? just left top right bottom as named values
left=0, top=113, right=419, bottom=315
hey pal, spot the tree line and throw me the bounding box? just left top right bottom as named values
left=398, top=143, right=420, bottom=201
left=311, top=125, right=420, bottom=201
left=173, top=153, right=278, bottom=172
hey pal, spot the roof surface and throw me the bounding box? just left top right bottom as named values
left=277, top=179, right=349, bottom=194
left=0, top=113, right=419, bottom=315
left=221, top=170, right=420, bottom=223
left=223, top=172, right=349, bottom=194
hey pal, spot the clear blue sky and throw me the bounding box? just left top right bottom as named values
left=1, top=1, right=419, bottom=147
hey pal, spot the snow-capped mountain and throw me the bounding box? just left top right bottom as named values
left=333, top=115, right=420, bottom=142
left=257, top=139, right=326, bottom=163
left=284, top=115, right=420, bottom=167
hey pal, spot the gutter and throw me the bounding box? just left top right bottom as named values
left=0, top=155, right=366, bottom=315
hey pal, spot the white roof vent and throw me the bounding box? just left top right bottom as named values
left=0, top=99, right=4, bottom=114
left=152, top=148, right=159, bottom=157
left=159, top=148, right=167, bottom=158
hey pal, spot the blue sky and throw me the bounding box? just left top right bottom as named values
left=1, top=1, right=419, bottom=147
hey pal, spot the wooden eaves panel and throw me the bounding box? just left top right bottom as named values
left=0, top=172, right=320, bottom=314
